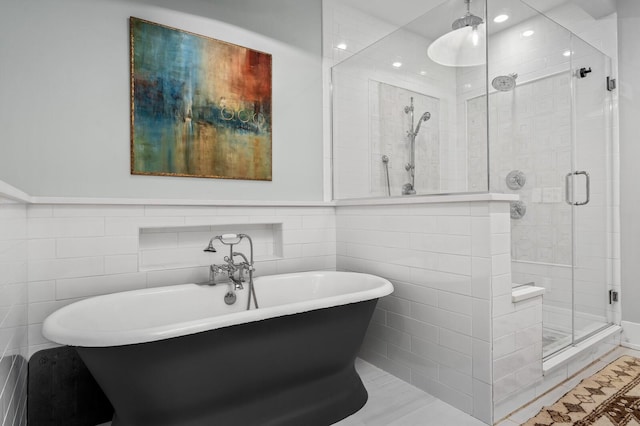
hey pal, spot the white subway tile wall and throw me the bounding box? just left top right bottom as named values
left=336, top=200, right=514, bottom=424
left=494, top=330, right=621, bottom=421
left=370, top=82, right=441, bottom=197
left=0, top=200, right=28, bottom=426
left=483, top=5, right=619, bottom=416
left=452, top=3, right=620, bottom=418
left=25, top=204, right=336, bottom=358
left=330, top=18, right=467, bottom=199
left=485, top=203, right=543, bottom=420
left=0, top=194, right=622, bottom=426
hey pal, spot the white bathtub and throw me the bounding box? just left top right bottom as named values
left=42, top=270, right=393, bottom=426
left=43, top=270, right=393, bottom=347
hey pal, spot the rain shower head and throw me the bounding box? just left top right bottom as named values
left=492, top=73, right=518, bottom=92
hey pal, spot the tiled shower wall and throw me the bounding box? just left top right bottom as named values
left=329, top=21, right=462, bottom=199
left=25, top=204, right=336, bottom=357
left=0, top=199, right=28, bottom=426
left=370, top=82, right=441, bottom=197
left=480, top=6, right=620, bottom=418
left=487, top=72, right=573, bottom=266
left=336, top=200, right=514, bottom=424
left=483, top=7, right=619, bottom=334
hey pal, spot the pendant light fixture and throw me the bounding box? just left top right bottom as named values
left=427, top=0, right=486, bottom=67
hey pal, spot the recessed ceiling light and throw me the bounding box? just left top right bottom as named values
left=420, top=70, right=427, bottom=76
left=336, top=43, right=347, bottom=50
left=563, top=50, right=572, bottom=57
left=522, top=30, right=535, bottom=37
left=392, top=61, right=403, bottom=68
left=493, top=14, right=509, bottom=23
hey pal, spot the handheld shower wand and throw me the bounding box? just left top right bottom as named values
left=403, top=97, right=431, bottom=195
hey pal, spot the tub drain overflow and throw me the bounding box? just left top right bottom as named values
left=224, top=291, right=237, bottom=305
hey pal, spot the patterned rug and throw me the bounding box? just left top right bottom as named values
left=524, top=355, right=640, bottom=425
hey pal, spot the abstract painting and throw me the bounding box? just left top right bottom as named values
left=130, top=17, right=272, bottom=180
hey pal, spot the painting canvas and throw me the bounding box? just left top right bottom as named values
left=130, top=17, right=272, bottom=180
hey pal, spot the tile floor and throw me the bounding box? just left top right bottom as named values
left=97, top=346, right=640, bottom=426
left=336, top=359, right=485, bottom=426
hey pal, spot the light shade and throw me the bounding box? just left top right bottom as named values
left=427, top=23, right=486, bottom=67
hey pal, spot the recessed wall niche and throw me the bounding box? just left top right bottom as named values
left=138, top=223, right=283, bottom=271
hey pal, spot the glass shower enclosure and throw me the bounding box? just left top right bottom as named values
left=331, top=0, right=615, bottom=359
left=488, top=1, right=615, bottom=358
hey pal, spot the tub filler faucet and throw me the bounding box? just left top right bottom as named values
left=203, top=233, right=259, bottom=309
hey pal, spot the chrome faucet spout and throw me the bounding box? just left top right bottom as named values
left=203, top=233, right=259, bottom=309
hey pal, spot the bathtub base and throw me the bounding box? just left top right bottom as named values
left=109, top=366, right=366, bottom=426
left=77, top=300, right=377, bottom=426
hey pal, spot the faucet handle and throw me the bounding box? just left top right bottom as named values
left=211, top=264, right=225, bottom=275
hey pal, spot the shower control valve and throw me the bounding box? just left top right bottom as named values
left=510, top=201, right=527, bottom=220
left=506, top=170, right=526, bottom=190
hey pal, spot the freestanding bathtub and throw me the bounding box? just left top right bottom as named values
left=42, top=271, right=393, bottom=426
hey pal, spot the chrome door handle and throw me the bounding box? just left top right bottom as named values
left=565, top=171, right=590, bottom=206
left=574, top=171, right=590, bottom=206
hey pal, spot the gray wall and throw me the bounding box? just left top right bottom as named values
left=618, top=0, right=640, bottom=324
left=0, top=0, right=323, bottom=201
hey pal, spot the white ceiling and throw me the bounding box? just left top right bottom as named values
left=336, top=0, right=616, bottom=36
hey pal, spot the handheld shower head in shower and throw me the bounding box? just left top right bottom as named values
left=413, top=111, right=432, bottom=136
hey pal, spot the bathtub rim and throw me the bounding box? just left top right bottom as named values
left=42, top=270, right=393, bottom=348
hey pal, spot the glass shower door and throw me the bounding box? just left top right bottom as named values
left=569, top=36, right=614, bottom=344
left=485, top=0, right=614, bottom=359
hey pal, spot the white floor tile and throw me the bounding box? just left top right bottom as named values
left=494, top=420, right=519, bottom=426
left=336, top=360, right=482, bottom=425
left=386, top=400, right=487, bottom=426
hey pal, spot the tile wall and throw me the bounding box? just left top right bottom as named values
left=481, top=6, right=620, bottom=417
left=321, top=0, right=401, bottom=202
left=336, top=199, right=514, bottom=424
left=11, top=192, right=518, bottom=426
left=483, top=1, right=620, bottom=341
left=26, top=204, right=336, bottom=358
left=492, top=294, right=543, bottom=420
left=487, top=73, right=573, bottom=266
left=329, top=12, right=465, bottom=199
left=1, top=191, right=621, bottom=426
left=370, top=82, right=441, bottom=196
left=494, top=329, right=621, bottom=422
left=0, top=199, right=28, bottom=426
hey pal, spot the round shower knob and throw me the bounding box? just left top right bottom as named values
left=506, top=170, right=526, bottom=190
left=510, top=201, right=526, bottom=220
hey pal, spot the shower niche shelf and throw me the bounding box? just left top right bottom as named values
left=138, top=223, right=283, bottom=271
